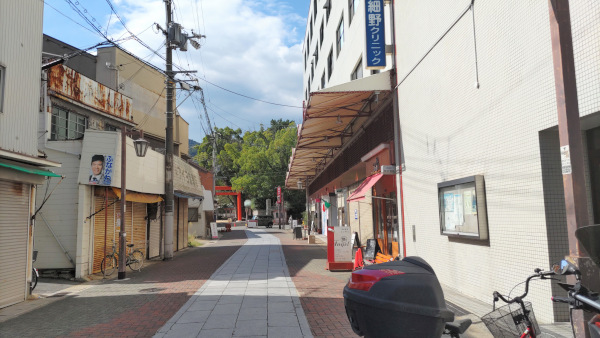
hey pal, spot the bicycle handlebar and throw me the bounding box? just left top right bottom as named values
left=493, top=269, right=555, bottom=305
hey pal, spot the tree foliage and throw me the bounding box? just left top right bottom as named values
left=193, top=120, right=306, bottom=217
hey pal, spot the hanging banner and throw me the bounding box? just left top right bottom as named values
left=277, top=186, right=282, bottom=204
left=364, top=0, right=386, bottom=69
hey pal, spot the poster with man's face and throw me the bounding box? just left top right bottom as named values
left=89, top=154, right=113, bottom=185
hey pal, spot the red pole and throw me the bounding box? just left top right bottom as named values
left=237, top=192, right=242, bottom=221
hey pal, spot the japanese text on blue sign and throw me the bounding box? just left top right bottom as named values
left=364, top=0, right=386, bottom=69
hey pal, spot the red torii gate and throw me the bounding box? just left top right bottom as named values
left=215, top=186, right=242, bottom=221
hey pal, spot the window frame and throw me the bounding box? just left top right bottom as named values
left=50, top=106, right=88, bottom=141
left=319, top=21, right=324, bottom=48
left=321, top=71, right=326, bottom=89
left=348, top=0, right=358, bottom=24
left=437, top=175, right=489, bottom=240
left=327, top=48, right=334, bottom=80
left=351, top=57, right=363, bottom=81
left=336, top=17, right=344, bottom=57
left=0, top=65, right=5, bottom=114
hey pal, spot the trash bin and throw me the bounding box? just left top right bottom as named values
left=343, top=256, right=454, bottom=338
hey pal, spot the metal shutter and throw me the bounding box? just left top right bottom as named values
left=0, top=180, right=30, bottom=308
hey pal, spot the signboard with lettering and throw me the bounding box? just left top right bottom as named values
left=364, top=0, right=386, bottom=69
left=88, top=154, right=114, bottom=186
left=173, top=156, right=203, bottom=197
left=334, top=226, right=352, bottom=262
left=277, top=186, right=282, bottom=204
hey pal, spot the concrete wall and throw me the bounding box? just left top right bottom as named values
left=0, top=1, right=43, bottom=157
left=393, top=0, right=600, bottom=323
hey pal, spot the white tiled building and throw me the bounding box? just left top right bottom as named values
left=394, top=1, right=600, bottom=323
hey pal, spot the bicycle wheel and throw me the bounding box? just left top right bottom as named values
left=128, top=250, right=144, bottom=271
left=31, top=268, right=38, bottom=291
left=101, top=255, right=117, bottom=276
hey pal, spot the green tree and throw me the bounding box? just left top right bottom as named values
left=193, top=120, right=306, bottom=218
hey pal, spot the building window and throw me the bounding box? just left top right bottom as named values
left=321, top=71, right=326, bottom=89
left=438, top=175, right=488, bottom=240
left=188, top=208, right=199, bottom=222
left=0, top=65, right=4, bottom=114
left=319, top=21, right=324, bottom=48
left=327, top=48, right=333, bottom=80
left=351, top=58, right=363, bottom=80
left=314, top=47, right=318, bottom=66
left=313, top=0, right=317, bottom=17
left=310, top=17, right=313, bottom=41
left=349, top=0, right=359, bottom=24
left=324, top=0, right=331, bottom=23
left=336, top=17, right=344, bottom=57
left=50, top=106, right=87, bottom=140
left=105, top=124, right=118, bottom=132
left=310, top=63, right=314, bottom=83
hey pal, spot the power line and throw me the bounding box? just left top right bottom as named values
left=44, top=1, right=98, bottom=35
left=198, top=77, right=303, bottom=108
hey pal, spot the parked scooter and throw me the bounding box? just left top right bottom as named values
left=343, top=256, right=471, bottom=337
left=30, top=249, right=39, bottom=292
left=552, top=224, right=600, bottom=337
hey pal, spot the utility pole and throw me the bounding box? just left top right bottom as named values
left=163, top=0, right=175, bottom=260
left=212, top=132, right=217, bottom=221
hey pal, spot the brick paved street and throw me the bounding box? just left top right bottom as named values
left=0, top=230, right=247, bottom=338
left=273, top=231, right=356, bottom=338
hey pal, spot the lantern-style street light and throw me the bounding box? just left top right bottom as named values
left=118, top=126, right=148, bottom=280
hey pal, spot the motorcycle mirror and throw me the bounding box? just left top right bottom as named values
left=556, top=259, right=580, bottom=276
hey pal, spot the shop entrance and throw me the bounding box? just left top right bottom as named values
left=373, top=192, right=398, bottom=257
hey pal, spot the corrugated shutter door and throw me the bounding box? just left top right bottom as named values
left=132, top=202, right=146, bottom=253
left=148, top=204, right=160, bottom=259
left=0, top=180, right=30, bottom=308
left=93, top=195, right=116, bottom=274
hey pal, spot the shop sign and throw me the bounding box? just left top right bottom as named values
left=88, top=154, right=114, bottom=186
left=173, top=156, right=203, bottom=196
left=334, top=226, right=352, bottom=261
left=364, top=0, right=386, bottom=69
left=277, top=186, right=282, bottom=204
left=381, top=165, right=396, bottom=175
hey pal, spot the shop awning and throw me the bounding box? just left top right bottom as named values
left=0, top=160, right=62, bottom=177
left=174, top=191, right=203, bottom=199
left=285, top=71, right=392, bottom=189
left=112, top=187, right=163, bottom=203
left=347, top=173, right=384, bottom=202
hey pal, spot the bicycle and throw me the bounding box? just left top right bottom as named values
left=31, top=250, right=39, bottom=292
left=100, top=240, right=144, bottom=276
left=482, top=268, right=555, bottom=337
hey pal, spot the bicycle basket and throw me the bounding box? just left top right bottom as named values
left=482, top=301, right=540, bottom=337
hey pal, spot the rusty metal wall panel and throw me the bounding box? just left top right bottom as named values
left=48, top=65, right=133, bottom=122
left=0, top=2, right=44, bottom=157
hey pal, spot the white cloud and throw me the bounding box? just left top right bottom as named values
left=106, top=0, right=305, bottom=140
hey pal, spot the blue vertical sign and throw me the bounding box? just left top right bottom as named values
left=364, top=0, right=385, bottom=69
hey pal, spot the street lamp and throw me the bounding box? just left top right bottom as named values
left=118, top=126, right=148, bottom=280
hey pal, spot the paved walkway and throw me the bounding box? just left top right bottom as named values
left=0, top=230, right=247, bottom=337
left=155, top=229, right=312, bottom=338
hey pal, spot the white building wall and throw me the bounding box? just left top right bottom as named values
left=394, top=0, right=600, bottom=324
left=0, top=1, right=43, bottom=157
left=303, top=0, right=393, bottom=97
left=34, top=145, right=82, bottom=270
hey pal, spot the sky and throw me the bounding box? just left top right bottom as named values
left=43, top=0, right=309, bottom=141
